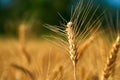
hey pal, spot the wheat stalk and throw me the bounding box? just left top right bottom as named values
left=101, top=35, right=120, bottom=80
left=66, top=21, right=77, bottom=80
left=44, top=0, right=103, bottom=80
left=47, top=66, right=63, bottom=80
left=19, top=23, right=26, bottom=47
left=19, top=23, right=31, bottom=64
left=11, top=63, right=35, bottom=80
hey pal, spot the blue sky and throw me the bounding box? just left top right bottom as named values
left=71, top=0, right=120, bottom=9
left=0, top=0, right=120, bottom=9
left=0, top=0, right=12, bottom=8
left=106, top=0, right=120, bottom=8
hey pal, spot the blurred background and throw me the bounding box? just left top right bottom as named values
left=0, top=0, right=120, bottom=38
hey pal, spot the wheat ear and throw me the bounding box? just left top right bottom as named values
left=19, top=23, right=31, bottom=64
left=44, top=0, right=103, bottom=79
left=11, top=63, right=35, bottom=80
left=66, top=21, right=78, bottom=80
left=19, top=23, right=27, bottom=47
left=101, top=35, right=120, bottom=80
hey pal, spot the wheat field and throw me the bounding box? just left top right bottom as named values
left=0, top=31, right=120, bottom=80
left=0, top=0, right=120, bottom=80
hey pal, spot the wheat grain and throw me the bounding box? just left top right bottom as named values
left=101, top=35, right=120, bottom=80
left=45, top=0, right=103, bottom=80
left=66, top=21, right=77, bottom=80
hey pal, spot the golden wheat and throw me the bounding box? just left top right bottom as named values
left=101, top=35, right=120, bottom=80
left=1, top=0, right=120, bottom=80
left=45, top=0, right=103, bottom=80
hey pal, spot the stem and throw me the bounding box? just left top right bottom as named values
left=73, top=61, right=77, bottom=80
